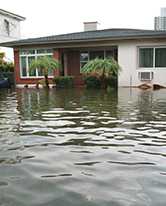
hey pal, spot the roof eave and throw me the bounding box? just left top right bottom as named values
left=0, top=9, right=26, bottom=21
left=2, top=34, right=166, bottom=48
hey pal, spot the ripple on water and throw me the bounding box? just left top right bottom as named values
left=0, top=89, right=166, bottom=205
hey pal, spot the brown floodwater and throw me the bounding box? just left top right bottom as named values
left=0, top=88, right=166, bottom=205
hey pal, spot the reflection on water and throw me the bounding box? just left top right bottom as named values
left=0, top=88, right=166, bottom=205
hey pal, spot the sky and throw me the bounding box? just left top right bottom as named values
left=1, top=0, right=166, bottom=39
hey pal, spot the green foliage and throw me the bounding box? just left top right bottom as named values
left=53, top=76, right=74, bottom=88
left=81, top=58, right=120, bottom=89
left=81, top=58, right=121, bottom=77
left=84, top=75, right=101, bottom=89
left=30, top=56, right=60, bottom=76
left=0, top=52, right=14, bottom=72
left=30, top=56, right=60, bottom=88
left=0, top=62, right=14, bottom=72
left=106, top=75, right=118, bottom=88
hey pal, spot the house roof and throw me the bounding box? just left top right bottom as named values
left=0, top=9, right=26, bottom=21
left=1, top=28, right=166, bottom=47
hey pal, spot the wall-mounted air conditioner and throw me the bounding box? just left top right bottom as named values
left=139, top=72, right=154, bottom=81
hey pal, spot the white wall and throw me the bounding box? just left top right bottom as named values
left=118, top=39, right=166, bottom=87
left=0, top=13, right=22, bottom=61
left=0, top=13, right=21, bottom=43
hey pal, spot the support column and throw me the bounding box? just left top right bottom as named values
left=53, top=49, right=61, bottom=76
left=14, top=49, right=20, bottom=85
left=63, top=52, right=68, bottom=76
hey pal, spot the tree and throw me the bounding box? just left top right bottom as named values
left=81, top=58, right=121, bottom=89
left=0, top=52, right=14, bottom=72
left=30, top=56, right=60, bottom=88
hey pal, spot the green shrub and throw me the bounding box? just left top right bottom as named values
left=53, top=76, right=74, bottom=88
left=84, top=75, right=117, bottom=89
left=84, top=75, right=101, bottom=89
left=0, top=62, right=14, bottom=72
left=106, top=76, right=117, bottom=88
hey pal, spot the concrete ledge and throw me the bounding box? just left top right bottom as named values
left=16, top=84, right=56, bottom=88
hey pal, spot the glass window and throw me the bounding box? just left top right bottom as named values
left=20, top=56, right=27, bottom=76
left=80, top=52, right=89, bottom=61
left=139, top=48, right=153, bottom=67
left=155, top=48, right=166, bottom=67
left=20, top=50, right=35, bottom=55
left=37, top=56, right=44, bottom=76
left=80, top=62, right=87, bottom=68
left=4, top=19, right=10, bottom=36
left=106, top=48, right=117, bottom=60
left=28, top=56, right=36, bottom=76
left=19, top=49, right=53, bottom=77
left=37, top=49, right=53, bottom=54
left=89, top=51, right=104, bottom=60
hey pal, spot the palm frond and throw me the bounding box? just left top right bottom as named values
left=81, top=58, right=121, bottom=77
left=30, top=56, right=60, bottom=75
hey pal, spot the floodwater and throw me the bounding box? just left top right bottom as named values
left=0, top=88, right=166, bottom=206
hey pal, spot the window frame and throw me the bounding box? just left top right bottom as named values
left=19, top=49, right=54, bottom=78
left=80, top=48, right=118, bottom=69
left=138, top=46, right=166, bottom=69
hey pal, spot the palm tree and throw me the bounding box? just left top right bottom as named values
left=30, top=56, right=60, bottom=88
left=81, top=58, right=121, bottom=89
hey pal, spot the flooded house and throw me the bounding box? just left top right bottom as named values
left=1, top=12, right=166, bottom=88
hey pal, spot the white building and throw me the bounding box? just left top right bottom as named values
left=0, top=9, right=25, bottom=60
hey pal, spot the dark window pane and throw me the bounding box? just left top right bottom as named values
left=37, top=49, right=53, bottom=54
left=20, top=56, right=27, bottom=76
left=28, top=56, right=36, bottom=76
left=80, top=52, right=89, bottom=61
left=80, top=62, right=87, bottom=68
left=20, top=50, right=35, bottom=55
left=46, top=55, right=54, bottom=76
left=155, top=48, right=166, bottom=67
left=89, top=51, right=104, bottom=60
left=37, top=56, right=44, bottom=76
left=139, top=48, right=153, bottom=67
left=106, top=48, right=118, bottom=60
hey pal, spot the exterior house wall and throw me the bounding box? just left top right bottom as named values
left=67, top=51, right=80, bottom=76
left=0, top=14, right=20, bottom=42
left=0, top=13, right=21, bottom=43
left=14, top=49, right=61, bottom=87
left=0, top=11, right=24, bottom=61
left=118, top=39, right=166, bottom=87
left=66, top=51, right=85, bottom=86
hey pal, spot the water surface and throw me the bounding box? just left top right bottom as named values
left=0, top=88, right=166, bottom=206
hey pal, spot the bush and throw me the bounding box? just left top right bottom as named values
left=84, top=75, right=101, bottom=89
left=106, top=76, right=117, bottom=88
left=0, top=62, right=14, bottom=72
left=53, top=76, right=74, bottom=88
left=84, top=75, right=117, bottom=89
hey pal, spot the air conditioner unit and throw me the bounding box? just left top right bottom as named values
left=139, top=72, right=153, bottom=81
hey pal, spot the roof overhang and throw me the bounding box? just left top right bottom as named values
left=2, top=34, right=166, bottom=48
left=0, top=9, right=26, bottom=21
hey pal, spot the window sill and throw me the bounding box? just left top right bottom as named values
left=20, top=76, right=54, bottom=79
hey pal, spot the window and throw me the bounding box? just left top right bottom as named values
left=139, top=47, right=166, bottom=68
left=20, top=56, right=26, bottom=77
left=139, top=48, right=153, bottom=68
left=80, top=52, right=89, bottom=68
left=80, top=47, right=118, bottom=69
left=4, top=19, right=10, bottom=36
left=89, top=51, right=104, bottom=60
left=105, top=48, right=118, bottom=60
left=155, top=48, right=166, bottom=67
left=20, top=49, right=53, bottom=78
